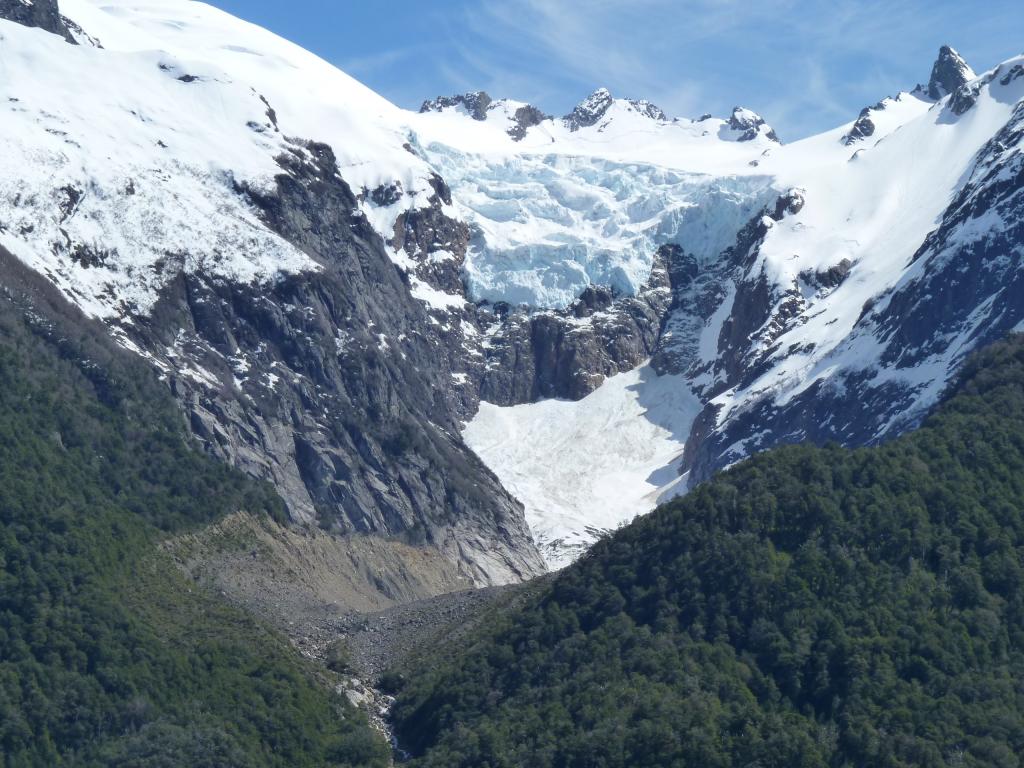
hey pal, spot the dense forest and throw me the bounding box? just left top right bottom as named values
left=389, top=334, right=1024, bottom=768
left=0, top=288, right=389, bottom=767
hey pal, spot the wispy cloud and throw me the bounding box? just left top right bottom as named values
left=317, top=0, right=1024, bottom=140
left=413, top=0, right=1019, bottom=138
left=339, top=46, right=424, bottom=79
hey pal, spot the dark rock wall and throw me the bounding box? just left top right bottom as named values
left=118, top=139, right=544, bottom=585
left=0, top=0, right=76, bottom=43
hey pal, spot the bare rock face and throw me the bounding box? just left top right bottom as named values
left=0, top=0, right=76, bottom=43
left=420, top=91, right=493, bottom=121
left=420, top=92, right=551, bottom=141
left=564, top=88, right=615, bottom=131
left=927, top=45, right=975, bottom=100
left=114, top=138, right=545, bottom=586
left=841, top=105, right=879, bottom=145
left=507, top=104, right=548, bottom=141
left=473, top=246, right=676, bottom=405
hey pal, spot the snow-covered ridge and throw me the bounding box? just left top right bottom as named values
left=407, top=88, right=783, bottom=308
left=0, top=17, right=319, bottom=318
left=0, top=0, right=453, bottom=319
left=464, top=49, right=1024, bottom=565
left=2, top=1, right=785, bottom=317
left=2, top=3, right=1023, bottom=573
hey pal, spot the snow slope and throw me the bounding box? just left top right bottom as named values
left=711, top=61, right=1024, bottom=427
left=1, top=1, right=784, bottom=318
left=0, top=0, right=446, bottom=321
left=463, top=56, right=1024, bottom=565
left=464, top=365, right=700, bottom=568
left=0, top=17, right=317, bottom=318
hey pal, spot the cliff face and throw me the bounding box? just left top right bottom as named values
left=2, top=1, right=1023, bottom=581
left=124, top=141, right=546, bottom=585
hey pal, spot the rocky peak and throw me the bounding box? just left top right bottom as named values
left=563, top=88, right=670, bottom=131
left=728, top=107, right=780, bottom=143
left=0, top=0, right=76, bottom=43
left=564, top=87, right=615, bottom=131
left=507, top=103, right=549, bottom=141
left=420, top=91, right=493, bottom=121
left=841, top=99, right=887, bottom=145
left=626, top=98, right=668, bottom=121
left=927, top=45, right=975, bottom=100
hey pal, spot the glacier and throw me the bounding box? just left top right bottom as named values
left=422, top=145, right=775, bottom=308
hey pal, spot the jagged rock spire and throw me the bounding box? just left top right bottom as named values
left=927, top=45, right=975, bottom=100
left=564, top=88, right=615, bottom=131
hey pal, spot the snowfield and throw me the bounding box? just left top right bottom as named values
left=464, top=366, right=701, bottom=568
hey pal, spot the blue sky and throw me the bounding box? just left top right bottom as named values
left=206, top=0, right=1024, bottom=140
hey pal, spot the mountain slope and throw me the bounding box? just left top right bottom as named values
left=388, top=333, right=1024, bottom=768
left=0, top=0, right=545, bottom=585
left=459, top=48, right=1024, bottom=564
left=2, top=0, right=1023, bottom=576
left=0, top=255, right=388, bottom=766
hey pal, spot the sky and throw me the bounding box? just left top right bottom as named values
left=206, top=0, right=1024, bottom=141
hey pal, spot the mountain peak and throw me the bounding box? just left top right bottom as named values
left=728, top=106, right=780, bottom=143
left=927, top=45, right=975, bottom=100
left=625, top=98, right=667, bottom=121
left=420, top=91, right=493, bottom=121
left=564, top=88, right=615, bottom=131
left=563, top=88, right=669, bottom=131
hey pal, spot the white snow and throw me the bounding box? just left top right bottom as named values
left=2, top=2, right=1022, bottom=570
left=463, top=365, right=701, bottom=568
left=0, top=18, right=318, bottom=318
left=0, top=0, right=445, bottom=317
left=0, top=2, right=782, bottom=316
left=409, top=94, right=779, bottom=308
left=426, top=148, right=774, bottom=307
left=707, top=56, right=1024, bottom=428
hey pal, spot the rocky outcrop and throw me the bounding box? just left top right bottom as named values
left=420, top=91, right=493, bottom=121
left=728, top=107, right=780, bottom=143
left=947, top=60, right=1021, bottom=117
left=685, top=189, right=805, bottom=390
left=507, top=104, right=548, bottom=140
left=841, top=104, right=881, bottom=145
left=0, top=0, right=76, bottom=42
left=628, top=98, right=667, bottom=121
left=563, top=88, right=670, bottom=131
left=564, top=88, right=615, bottom=131
left=473, top=247, right=675, bottom=404
left=420, top=92, right=551, bottom=141
left=927, top=45, right=975, bottom=100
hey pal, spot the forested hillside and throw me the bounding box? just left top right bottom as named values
left=389, top=334, right=1024, bottom=768
left=0, top=281, right=389, bottom=767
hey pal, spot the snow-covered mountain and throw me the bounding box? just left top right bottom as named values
left=1, top=0, right=1022, bottom=573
